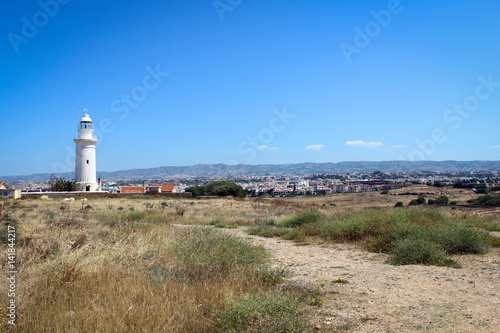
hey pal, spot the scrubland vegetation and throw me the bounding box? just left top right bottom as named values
left=249, top=208, right=500, bottom=267
left=0, top=198, right=311, bottom=332
left=0, top=187, right=499, bottom=331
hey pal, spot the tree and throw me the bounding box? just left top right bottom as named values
left=204, top=181, right=246, bottom=198
left=408, top=196, right=426, bottom=206
left=467, top=195, right=500, bottom=207
left=185, top=185, right=205, bottom=197
left=49, top=175, right=76, bottom=192
left=434, top=196, right=449, bottom=205
left=185, top=181, right=246, bottom=198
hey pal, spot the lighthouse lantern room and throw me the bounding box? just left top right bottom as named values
left=74, top=110, right=99, bottom=191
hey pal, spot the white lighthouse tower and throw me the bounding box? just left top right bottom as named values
left=74, top=110, right=99, bottom=191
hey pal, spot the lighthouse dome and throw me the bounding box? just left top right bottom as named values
left=80, top=113, right=92, bottom=122
left=79, top=112, right=93, bottom=130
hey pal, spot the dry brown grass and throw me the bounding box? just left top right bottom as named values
left=0, top=197, right=308, bottom=332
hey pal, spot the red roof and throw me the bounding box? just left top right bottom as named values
left=120, top=186, right=145, bottom=193
left=0, top=182, right=4, bottom=186
left=154, top=184, right=176, bottom=192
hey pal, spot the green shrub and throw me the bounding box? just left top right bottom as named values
left=216, top=292, right=307, bottom=332
left=257, top=266, right=287, bottom=285
left=430, top=224, right=490, bottom=255
left=395, top=201, right=404, bottom=207
left=389, top=238, right=456, bottom=266
left=124, top=211, right=145, bottom=222
left=428, top=196, right=449, bottom=205
left=366, top=232, right=393, bottom=253
left=409, top=196, right=426, bottom=206
left=295, top=221, right=324, bottom=236
left=321, top=210, right=387, bottom=241
left=467, top=194, right=500, bottom=207
left=278, top=211, right=323, bottom=228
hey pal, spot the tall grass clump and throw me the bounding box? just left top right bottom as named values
left=171, top=227, right=268, bottom=280
left=216, top=292, right=307, bottom=332
left=321, top=209, right=393, bottom=242
left=277, top=211, right=323, bottom=228
left=389, top=238, right=455, bottom=266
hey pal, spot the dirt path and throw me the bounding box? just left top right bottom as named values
left=223, top=227, right=500, bottom=333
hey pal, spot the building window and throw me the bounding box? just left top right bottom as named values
left=87, top=160, right=89, bottom=165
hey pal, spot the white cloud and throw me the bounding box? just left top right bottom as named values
left=345, top=140, right=383, bottom=149
left=493, top=145, right=500, bottom=149
left=306, top=144, right=325, bottom=151
left=258, top=145, right=278, bottom=151
left=392, top=145, right=405, bottom=148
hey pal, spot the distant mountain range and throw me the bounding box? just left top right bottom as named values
left=2, top=161, right=500, bottom=182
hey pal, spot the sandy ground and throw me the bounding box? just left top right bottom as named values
left=223, top=227, right=500, bottom=333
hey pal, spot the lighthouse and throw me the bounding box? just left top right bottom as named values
left=74, top=111, right=99, bottom=191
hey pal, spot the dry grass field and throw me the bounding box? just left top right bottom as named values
left=0, top=185, right=499, bottom=332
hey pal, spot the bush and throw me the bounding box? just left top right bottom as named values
left=257, top=266, right=287, bottom=285
left=467, top=195, right=500, bottom=207
left=321, top=210, right=389, bottom=242
left=278, top=211, right=323, bottom=228
left=389, top=238, right=456, bottom=266
left=395, top=202, right=404, bottom=207
left=431, top=224, right=490, bottom=255
left=432, top=196, right=449, bottom=205
left=216, top=292, right=307, bottom=332
left=417, top=196, right=426, bottom=204
left=49, top=175, right=76, bottom=192
left=409, top=196, right=426, bottom=206
left=186, top=181, right=246, bottom=198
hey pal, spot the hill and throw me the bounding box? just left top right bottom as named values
left=2, top=160, right=500, bottom=182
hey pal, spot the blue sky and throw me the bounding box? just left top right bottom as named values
left=1, top=0, right=499, bottom=176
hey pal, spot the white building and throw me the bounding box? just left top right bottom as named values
left=74, top=111, right=99, bottom=191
